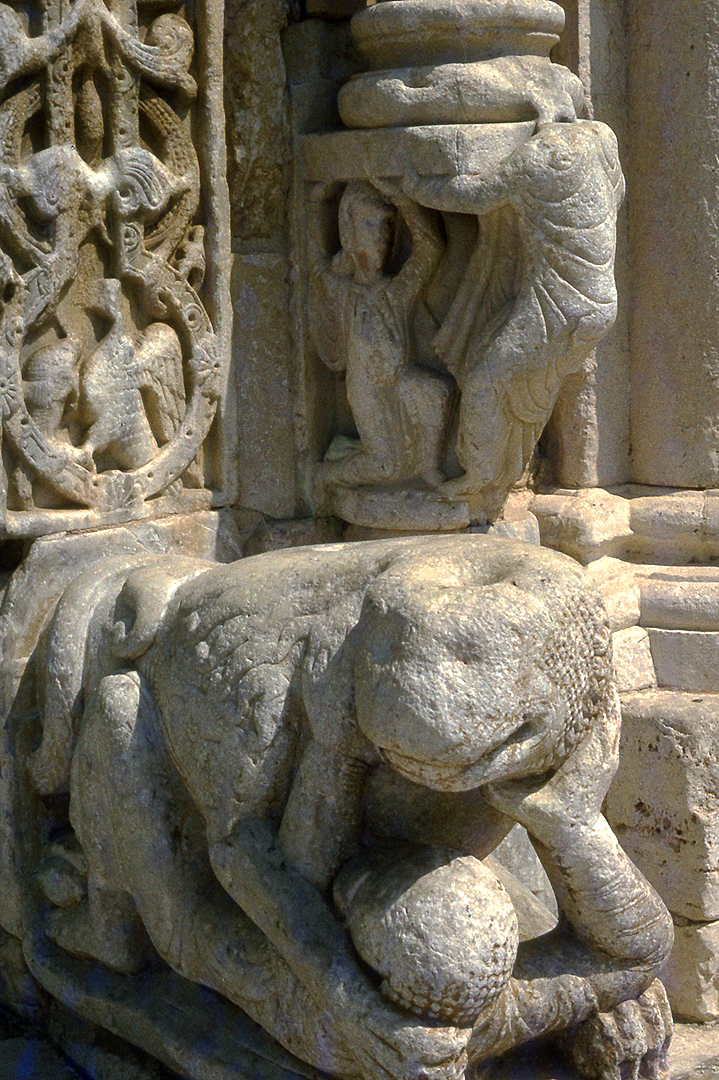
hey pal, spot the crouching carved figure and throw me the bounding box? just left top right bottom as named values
left=27, top=536, right=672, bottom=1080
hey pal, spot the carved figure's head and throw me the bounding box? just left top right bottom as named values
left=23, top=339, right=81, bottom=416
left=354, top=543, right=611, bottom=791
left=337, top=181, right=395, bottom=281
left=145, top=14, right=194, bottom=72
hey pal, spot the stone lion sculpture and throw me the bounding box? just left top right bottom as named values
left=26, top=535, right=672, bottom=1080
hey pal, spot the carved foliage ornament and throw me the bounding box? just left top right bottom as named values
left=0, top=0, right=229, bottom=526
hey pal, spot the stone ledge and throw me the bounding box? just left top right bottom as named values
left=300, top=122, right=534, bottom=182
left=532, top=486, right=719, bottom=565
left=648, top=630, right=719, bottom=694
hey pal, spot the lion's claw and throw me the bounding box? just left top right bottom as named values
left=560, top=980, right=672, bottom=1080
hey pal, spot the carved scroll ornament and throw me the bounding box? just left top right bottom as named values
left=0, top=0, right=229, bottom=532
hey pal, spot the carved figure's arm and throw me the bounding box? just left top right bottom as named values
left=308, top=259, right=348, bottom=372
left=306, top=185, right=350, bottom=372
left=403, top=168, right=513, bottom=219
left=306, top=181, right=337, bottom=268
left=368, top=179, right=444, bottom=310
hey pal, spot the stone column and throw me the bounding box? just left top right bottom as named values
left=627, top=0, right=719, bottom=488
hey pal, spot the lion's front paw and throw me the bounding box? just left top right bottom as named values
left=560, top=980, right=672, bottom=1080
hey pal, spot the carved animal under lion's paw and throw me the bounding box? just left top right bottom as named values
left=560, top=980, right=673, bottom=1080
left=334, top=846, right=518, bottom=1025
left=21, top=535, right=674, bottom=1080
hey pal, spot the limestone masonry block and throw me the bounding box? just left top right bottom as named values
left=531, top=490, right=632, bottom=563
left=231, top=255, right=297, bottom=517
left=585, top=556, right=641, bottom=631
left=612, top=627, right=656, bottom=694
left=662, top=918, right=719, bottom=1023
left=648, top=630, right=719, bottom=693
left=300, top=122, right=534, bottom=185
left=637, top=566, right=719, bottom=632
left=624, top=489, right=719, bottom=562
left=630, top=493, right=706, bottom=543
left=606, top=691, right=719, bottom=921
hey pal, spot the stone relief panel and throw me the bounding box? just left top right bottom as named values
left=298, top=0, right=624, bottom=531
left=0, top=0, right=230, bottom=538
left=0, top=534, right=674, bottom=1080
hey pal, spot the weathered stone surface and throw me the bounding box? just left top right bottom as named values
left=0, top=512, right=243, bottom=938
left=663, top=918, right=719, bottom=1024
left=284, top=19, right=361, bottom=137
left=532, top=488, right=719, bottom=565
left=532, top=490, right=632, bottom=563
left=335, top=848, right=519, bottom=1025
left=303, top=117, right=622, bottom=529
left=585, top=556, right=641, bottom=632
left=0, top=0, right=698, bottom=1075
left=0, top=534, right=673, bottom=1080
left=224, top=0, right=291, bottom=242
left=491, top=825, right=558, bottom=919
left=338, top=56, right=585, bottom=129
left=669, top=1023, right=719, bottom=1079
left=231, top=255, right=297, bottom=517
left=295, top=0, right=624, bottom=531
left=625, top=0, right=719, bottom=489
left=648, top=630, right=719, bottom=694
left=639, top=571, right=719, bottom=633
left=629, top=493, right=711, bottom=562
left=348, top=0, right=565, bottom=71
left=612, top=626, right=656, bottom=694
left=607, top=691, right=719, bottom=921
left=0, top=0, right=231, bottom=535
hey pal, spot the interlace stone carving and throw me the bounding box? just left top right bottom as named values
left=0, top=0, right=229, bottom=536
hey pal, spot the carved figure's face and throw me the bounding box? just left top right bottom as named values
left=354, top=584, right=572, bottom=792
left=338, top=184, right=394, bottom=281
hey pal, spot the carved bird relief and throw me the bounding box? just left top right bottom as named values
left=78, top=279, right=185, bottom=471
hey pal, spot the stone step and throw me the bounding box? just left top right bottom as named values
left=636, top=567, right=719, bottom=632
left=532, top=487, right=719, bottom=564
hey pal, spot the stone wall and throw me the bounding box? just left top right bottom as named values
left=0, top=1, right=717, bottom=1078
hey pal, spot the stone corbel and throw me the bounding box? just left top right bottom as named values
left=299, top=0, right=623, bottom=531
